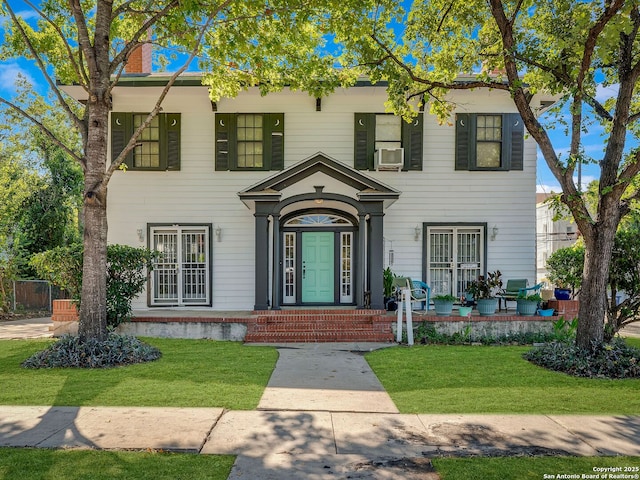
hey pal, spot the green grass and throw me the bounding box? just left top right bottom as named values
left=0, top=448, right=234, bottom=480
left=366, top=340, right=640, bottom=414
left=433, top=456, right=640, bottom=480
left=0, top=339, right=277, bottom=409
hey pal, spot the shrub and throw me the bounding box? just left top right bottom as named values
left=410, top=322, right=555, bottom=346
left=106, top=245, right=158, bottom=327
left=546, top=243, right=584, bottom=295
left=0, top=260, right=17, bottom=313
left=29, top=244, right=83, bottom=299
left=523, top=339, right=640, bottom=379
left=22, top=333, right=161, bottom=368
left=30, top=244, right=158, bottom=327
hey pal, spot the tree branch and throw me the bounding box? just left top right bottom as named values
left=436, top=1, right=455, bottom=33
left=108, top=1, right=181, bottom=75
left=601, top=3, right=640, bottom=189
left=488, top=0, right=593, bottom=234
left=0, top=97, right=84, bottom=167
left=67, top=0, right=97, bottom=82
left=102, top=15, right=215, bottom=189
left=368, top=33, right=510, bottom=92
left=23, top=0, right=90, bottom=89
left=2, top=0, right=84, bottom=136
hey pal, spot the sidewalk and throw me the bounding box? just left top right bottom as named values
left=1, top=330, right=639, bottom=478
left=1, top=406, right=639, bottom=478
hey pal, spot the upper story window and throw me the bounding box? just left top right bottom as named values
left=215, top=113, right=284, bottom=171
left=375, top=115, right=402, bottom=151
left=237, top=114, right=264, bottom=168
left=455, top=113, right=523, bottom=171
left=111, top=112, right=181, bottom=171
left=354, top=113, right=423, bottom=171
left=133, top=114, right=160, bottom=168
left=475, top=115, right=502, bottom=168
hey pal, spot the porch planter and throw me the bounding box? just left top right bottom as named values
left=433, top=299, right=455, bottom=316
left=458, top=306, right=473, bottom=317
left=516, top=299, right=538, bottom=316
left=547, top=299, right=580, bottom=318
left=476, top=298, right=498, bottom=316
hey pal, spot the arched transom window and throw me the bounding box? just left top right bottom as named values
left=284, top=214, right=353, bottom=227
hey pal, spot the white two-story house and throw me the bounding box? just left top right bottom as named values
left=67, top=58, right=554, bottom=314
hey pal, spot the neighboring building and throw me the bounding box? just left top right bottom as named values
left=536, top=193, right=579, bottom=283
left=63, top=53, right=556, bottom=312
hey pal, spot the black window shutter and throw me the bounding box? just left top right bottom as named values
left=402, top=113, right=423, bottom=171
left=164, top=113, right=181, bottom=171
left=354, top=113, right=374, bottom=170
left=455, top=113, right=473, bottom=170
left=111, top=112, right=132, bottom=167
left=503, top=113, right=524, bottom=171
left=215, top=113, right=232, bottom=171
left=266, top=113, right=284, bottom=170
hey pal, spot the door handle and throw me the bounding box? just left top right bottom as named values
left=302, top=261, right=306, bottom=279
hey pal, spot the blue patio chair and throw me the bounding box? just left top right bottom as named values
left=409, top=279, right=431, bottom=311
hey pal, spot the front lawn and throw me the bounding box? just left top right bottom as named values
left=433, top=456, right=640, bottom=480
left=0, top=339, right=277, bottom=410
left=0, top=448, right=234, bottom=480
left=365, top=340, right=640, bottom=414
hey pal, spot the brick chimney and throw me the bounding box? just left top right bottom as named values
left=125, top=42, right=152, bottom=74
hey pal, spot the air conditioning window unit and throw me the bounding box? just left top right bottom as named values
left=376, top=147, right=404, bottom=171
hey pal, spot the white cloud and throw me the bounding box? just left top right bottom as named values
left=0, top=63, right=34, bottom=93
left=537, top=183, right=562, bottom=194
left=537, top=175, right=597, bottom=194
left=595, top=83, right=618, bottom=103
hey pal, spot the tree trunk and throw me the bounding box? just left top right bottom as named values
left=576, top=207, right=619, bottom=350
left=78, top=104, right=110, bottom=343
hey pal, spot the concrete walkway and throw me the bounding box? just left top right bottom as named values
left=1, top=321, right=640, bottom=478
left=0, top=317, right=52, bottom=339
left=256, top=343, right=398, bottom=413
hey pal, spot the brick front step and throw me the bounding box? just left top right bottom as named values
left=245, top=313, right=393, bottom=343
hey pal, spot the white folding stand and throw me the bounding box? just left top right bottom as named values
left=396, top=288, right=414, bottom=345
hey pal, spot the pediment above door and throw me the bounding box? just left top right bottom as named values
left=238, top=152, right=400, bottom=210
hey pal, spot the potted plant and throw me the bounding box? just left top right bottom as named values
left=546, top=244, right=583, bottom=299
left=516, top=293, right=542, bottom=316
left=432, top=294, right=457, bottom=316
left=383, top=267, right=397, bottom=311
left=466, top=270, right=503, bottom=316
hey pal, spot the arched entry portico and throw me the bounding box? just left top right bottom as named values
left=280, top=209, right=358, bottom=306
left=238, top=153, right=400, bottom=311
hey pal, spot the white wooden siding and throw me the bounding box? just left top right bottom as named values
left=107, top=85, right=540, bottom=310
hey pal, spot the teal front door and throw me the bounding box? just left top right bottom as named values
left=302, top=232, right=334, bottom=303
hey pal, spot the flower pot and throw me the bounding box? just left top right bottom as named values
left=433, top=299, right=455, bottom=316
left=476, top=298, right=498, bottom=316
left=458, top=306, right=473, bottom=317
left=516, top=298, right=538, bottom=316
left=537, top=308, right=555, bottom=317
left=554, top=288, right=571, bottom=301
